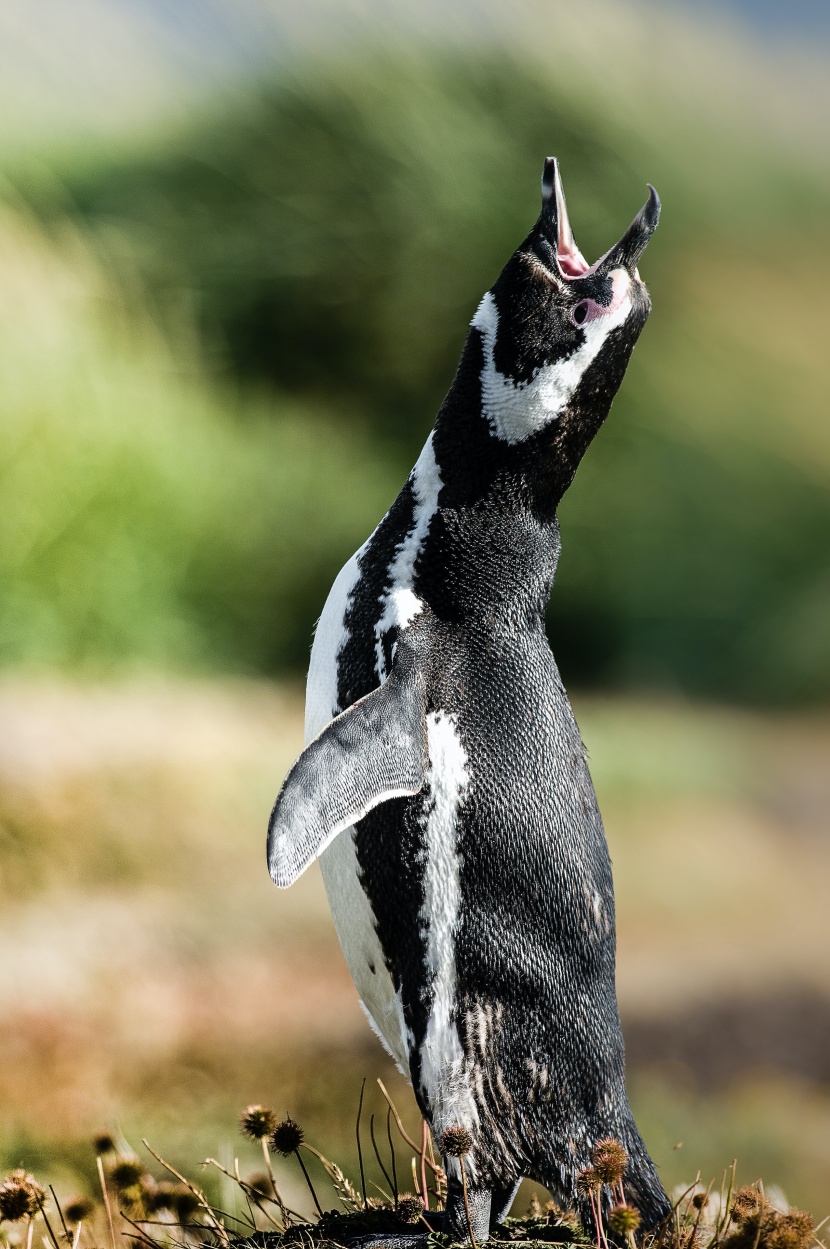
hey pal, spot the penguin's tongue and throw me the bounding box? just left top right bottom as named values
left=552, top=163, right=592, bottom=278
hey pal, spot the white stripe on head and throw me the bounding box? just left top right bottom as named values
left=471, top=273, right=633, bottom=445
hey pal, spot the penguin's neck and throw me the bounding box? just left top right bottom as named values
left=413, top=432, right=562, bottom=631
left=407, top=328, right=617, bottom=629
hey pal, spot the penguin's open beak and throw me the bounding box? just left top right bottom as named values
left=539, top=156, right=660, bottom=280
left=598, top=182, right=661, bottom=275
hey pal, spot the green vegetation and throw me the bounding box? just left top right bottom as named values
left=1, top=49, right=828, bottom=698
left=0, top=207, right=397, bottom=672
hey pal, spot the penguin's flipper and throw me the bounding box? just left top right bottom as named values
left=267, top=641, right=427, bottom=888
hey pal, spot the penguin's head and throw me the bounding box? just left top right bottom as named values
left=468, top=158, right=660, bottom=497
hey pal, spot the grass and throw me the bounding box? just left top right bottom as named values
left=0, top=1098, right=824, bottom=1249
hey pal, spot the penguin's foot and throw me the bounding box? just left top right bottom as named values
left=334, top=1178, right=520, bottom=1247
left=337, top=1183, right=491, bottom=1246
left=339, top=1237, right=431, bottom=1249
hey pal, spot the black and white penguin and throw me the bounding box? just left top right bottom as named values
left=268, top=158, right=670, bottom=1240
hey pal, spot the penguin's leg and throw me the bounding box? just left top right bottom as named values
left=443, top=1175, right=493, bottom=1244
left=489, top=1179, right=521, bottom=1229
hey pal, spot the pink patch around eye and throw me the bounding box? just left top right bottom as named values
left=570, top=269, right=630, bottom=327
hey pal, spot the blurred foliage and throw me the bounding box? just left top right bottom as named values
left=4, top=51, right=830, bottom=696
left=0, top=207, right=396, bottom=672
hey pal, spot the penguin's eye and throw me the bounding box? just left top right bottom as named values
left=572, top=301, right=590, bottom=327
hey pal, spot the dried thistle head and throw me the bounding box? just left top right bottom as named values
left=145, top=1181, right=179, bottom=1213
left=93, top=1134, right=116, bottom=1156
left=117, top=1185, right=147, bottom=1218
left=107, top=1157, right=144, bottom=1192
left=608, top=1204, right=642, bottom=1237
left=172, top=1188, right=200, bottom=1223
left=731, top=1186, right=768, bottom=1222
left=440, top=1126, right=474, bottom=1159
left=270, top=1117, right=304, bottom=1156
left=576, top=1167, right=600, bottom=1197
left=240, top=1105, right=277, bottom=1141
left=769, top=1210, right=817, bottom=1249
left=245, top=1174, right=272, bottom=1204
left=592, top=1139, right=628, bottom=1187
left=63, top=1197, right=95, bottom=1226
left=396, top=1195, right=424, bottom=1224
left=0, top=1171, right=47, bottom=1222
left=691, top=1193, right=708, bottom=1211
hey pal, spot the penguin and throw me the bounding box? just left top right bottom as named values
left=267, top=158, right=671, bottom=1241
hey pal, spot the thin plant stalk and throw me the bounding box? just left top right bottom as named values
left=722, top=1162, right=737, bottom=1241
left=25, top=1218, right=34, bottom=1249
left=261, top=1135, right=289, bottom=1222
left=588, top=1185, right=609, bottom=1249
left=356, top=1080, right=368, bottom=1209
left=142, top=1138, right=229, bottom=1247
left=231, top=1158, right=264, bottom=1233
left=690, top=1180, right=714, bottom=1247
left=96, top=1157, right=117, bottom=1249
left=704, top=1160, right=736, bottom=1249
left=369, top=1115, right=395, bottom=1199
left=386, top=1108, right=399, bottom=1205
left=293, top=1148, right=324, bottom=1219
left=750, top=1183, right=766, bottom=1249
left=49, top=1186, right=71, bottom=1245
left=206, top=1158, right=284, bottom=1231
left=411, top=1158, right=421, bottom=1203
left=40, top=1207, right=62, bottom=1249
left=377, top=1080, right=442, bottom=1177
left=233, top=1158, right=279, bottom=1231
left=587, top=1189, right=600, bottom=1249
left=119, top=1211, right=168, bottom=1249
left=428, top=1133, right=446, bottom=1208
left=238, top=1188, right=260, bottom=1235
left=302, top=1145, right=363, bottom=1212
left=71, top=1223, right=82, bottom=1249
left=420, top=1121, right=429, bottom=1213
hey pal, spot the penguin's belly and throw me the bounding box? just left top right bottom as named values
left=319, top=831, right=411, bottom=1071
left=305, top=550, right=411, bottom=1072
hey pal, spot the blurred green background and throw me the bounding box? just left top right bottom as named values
left=0, top=0, right=828, bottom=1226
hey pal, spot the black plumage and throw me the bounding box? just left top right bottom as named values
left=268, top=158, right=670, bottom=1238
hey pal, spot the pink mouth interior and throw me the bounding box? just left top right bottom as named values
left=553, top=165, right=602, bottom=280
left=556, top=244, right=591, bottom=279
